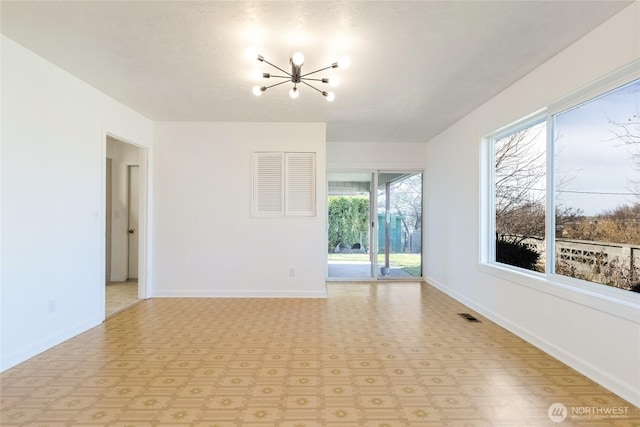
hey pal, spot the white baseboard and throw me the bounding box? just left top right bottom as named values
left=0, top=315, right=103, bottom=372
left=152, top=289, right=328, bottom=298
left=425, top=277, right=640, bottom=408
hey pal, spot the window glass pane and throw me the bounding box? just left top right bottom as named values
left=377, top=172, right=423, bottom=278
left=494, top=121, right=546, bottom=272
left=553, top=79, right=640, bottom=292
left=327, top=172, right=374, bottom=279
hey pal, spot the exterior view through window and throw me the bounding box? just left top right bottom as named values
left=494, top=120, right=546, bottom=272
left=327, top=171, right=423, bottom=279
left=553, top=79, right=640, bottom=291
left=377, top=173, right=423, bottom=278
left=491, top=77, right=640, bottom=294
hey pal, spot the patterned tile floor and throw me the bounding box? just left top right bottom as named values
left=106, top=281, right=140, bottom=317
left=1, top=282, right=638, bottom=426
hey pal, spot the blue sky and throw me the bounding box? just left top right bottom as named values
left=554, top=79, right=640, bottom=216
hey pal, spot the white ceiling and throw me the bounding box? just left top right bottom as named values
left=1, top=1, right=632, bottom=142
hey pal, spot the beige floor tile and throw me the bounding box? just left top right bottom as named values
left=2, top=282, right=638, bottom=426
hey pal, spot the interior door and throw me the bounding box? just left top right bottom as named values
left=127, top=165, right=139, bottom=280
left=327, top=172, right=374, bottom=279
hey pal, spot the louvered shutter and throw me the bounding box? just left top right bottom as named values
left=285, top=152, right=316, bottom=216
left=253, top=151, right=316, bottom=217
left=253, top=152, right=284, bottom=216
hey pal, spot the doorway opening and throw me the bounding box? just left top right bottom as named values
left=327, top=170, right=423, bottom=280
left=327, top=172, right=374, bottom=278
left=105, top=137, right=143, bottom=316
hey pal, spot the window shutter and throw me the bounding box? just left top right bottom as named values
left=253, top=152, right=284, bottom=216
left=252, top=151, right=316, bottom=217
left=285, top=152, right=316, bottom=216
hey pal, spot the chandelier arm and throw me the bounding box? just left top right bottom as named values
left=264, top=79, right=291, bottom=90
left=300, top=65, right=334, bottom=78
left=300, top=77, right=327, bottom=83
left=268, top=75, right=291, bottom=79
left=262, top=59, right=292, bottom=77
left=300, top=80, right=324, bottom=94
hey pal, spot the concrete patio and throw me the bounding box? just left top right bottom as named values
left=328, top=260, right=413, bottom=278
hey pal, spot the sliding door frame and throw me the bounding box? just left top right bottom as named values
left=327, top=169, right=424, bottom=281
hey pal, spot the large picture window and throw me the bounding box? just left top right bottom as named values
left=488, top=74, right=640, bottom=295
left=553, top=79, right=640, bottom=291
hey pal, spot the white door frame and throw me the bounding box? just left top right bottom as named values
left=101, top=130, right=150, bottom=320
left=105, top=158, right=112, bottom=284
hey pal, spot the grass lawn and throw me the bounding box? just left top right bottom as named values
left=328, top=252, right=422, bottom=276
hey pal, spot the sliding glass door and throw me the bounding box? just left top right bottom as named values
left=327, top=170, right=423, bottom=280
left=327, top=172, right=374, bottom=279
left=376, top=172, right=423, bottom=278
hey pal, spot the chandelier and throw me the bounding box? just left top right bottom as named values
left=251, top=52, right=349, bottom=101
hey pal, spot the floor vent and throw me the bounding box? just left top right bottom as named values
left=458, top=313, right=481, bottom=322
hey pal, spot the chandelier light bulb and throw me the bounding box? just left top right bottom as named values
left=329, top=77, right=340, bottom=87
left=251, top=69, right=263, bottom=81
left=252, top=85, right=264, bottom=96
left=289, top=86, right=299, bottom=99
left=325, top=91, right=336, bottom=102
left=291, top=51, right=305, bottom=66
left=245, top=47, right=259, bottom=61
left=337, top=56, right=350, bottom=69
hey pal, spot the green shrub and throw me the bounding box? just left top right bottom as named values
left=496, top=239, right=540, bottom=271
left=328, top=196, right=370, bottom=252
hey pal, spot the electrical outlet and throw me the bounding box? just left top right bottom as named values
left=289, top=268, right=296, bottom=277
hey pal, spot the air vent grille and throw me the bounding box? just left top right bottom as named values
left=458, top=313, right=481, bottom=322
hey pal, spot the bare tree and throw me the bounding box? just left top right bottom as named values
left=609, top=113, right=640, bottom=145
left=495, top=122, right=583, bottom=245
left=377, top=174, right=422, bottom=252
left=494, top=123, right=546, bottom=244
left=389, top=175, right=422, bottom=251
left=609, top=113, right=640, bottom=199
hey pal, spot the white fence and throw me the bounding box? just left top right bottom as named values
left=522, top=238, right=640, bottom=289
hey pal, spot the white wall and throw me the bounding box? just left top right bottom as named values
left=425, top=3, right=640, bottom=406
left=106, top=137, right=140, bottom=282
left=152, top=122, right=327, bottom=298
left=0, top=36, right=153, bottom=371
left=327, top=141, right=427, bottom=170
